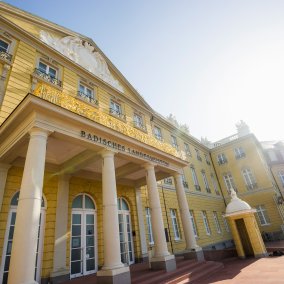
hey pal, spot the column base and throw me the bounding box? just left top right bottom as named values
left=184, top=248, right=205, bottom=262
left=50, top=268, right=70, bottom=284
left=254, top=252, right=269, bottom=258
left=150, top=255, right=176, bottom=272
left=97, top=266, right=130, bottom=284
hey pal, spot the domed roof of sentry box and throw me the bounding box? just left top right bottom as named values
left=226, top=188, right=251, bottom=214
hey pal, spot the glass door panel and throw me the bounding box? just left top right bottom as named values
left=71, top=213, right=83, bottom=277
left=118, top=213, right=128, bottom=264
left=85, top=213, right=95, bottom=274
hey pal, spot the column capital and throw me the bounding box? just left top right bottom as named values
left=100, top=149, right=116, bottom=158
left=29, top=127, right=51, bottom=139
left=143, top=162, right=155, bottom=171
left=173, top=171, right=183, bottom=179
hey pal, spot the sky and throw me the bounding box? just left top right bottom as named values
left=3, top=0, right=284, bottom=142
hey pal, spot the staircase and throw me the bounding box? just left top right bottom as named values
left=131, top=256, right=224, bottom=284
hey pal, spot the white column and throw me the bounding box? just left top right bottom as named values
left=100, top=150, right=124, bottom=270
left=135, top=187, right=148, bottom=259
left=174, top=173, right=199, bottom=250
left=0, top=163, right=11, bottom=211
left=8, top=128, right=49, bottom=284
left=52, top=174, right=70, bottom=277
left=145, top=164, right=170, bottom=258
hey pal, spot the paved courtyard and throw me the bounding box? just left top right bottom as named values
left=198, top=256, right=284, bottom=284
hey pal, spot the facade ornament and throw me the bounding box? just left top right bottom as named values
left=39, top=30, right=124, bottom=92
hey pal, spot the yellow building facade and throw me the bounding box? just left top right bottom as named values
left=0, top=3, right=283, bottom=284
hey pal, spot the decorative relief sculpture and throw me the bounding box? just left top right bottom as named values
left=39, top=30, right=124, bottom=92
left=33, top=82, right=180, bottom=159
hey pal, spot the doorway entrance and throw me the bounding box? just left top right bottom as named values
left=71, top=194, right=97, bottom=278
left=236, top=219, right=254, bottom=257
left=117, top=198, right=134, bottom=265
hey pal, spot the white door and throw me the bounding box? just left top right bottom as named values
left=70, top=194, right=97, bottom=279
left=118, top=198, right=134, bottom=265
left=0, top=192, right=45, bottom=284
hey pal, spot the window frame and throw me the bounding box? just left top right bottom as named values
left=217, top=153, right=228, bottom=165
left=145, top=207, right=154, bottom=245
left=223, top=172, right=237, bottom=193
left=201, top=171, right=211, bottom=193
left=234, top=147, right=246, bottom=159
left=133, top=113, right=146, bottom=131
left=171, top=135, right=178, bottom=149
left=278, top=171, right=284, bottom=187
left=191, top=166, right=200, bottom=191
left=110, top=100, right=125, bottom=120
left=256, top=205, right=270, bottom=226
left=153, top=126, right=163, bottom=141
left=189, top=210, right=198, bottom=237
left=211, top=173, right=220, bottom=195
left=242, top=168, right=257, bottom=190
left=170, top=209, right=181, bottom=241
left=213, top=211, right=222, bottom=234
left=202, top=211, right=211, bottom=235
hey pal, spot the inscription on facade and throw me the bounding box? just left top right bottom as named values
left=81, top=131, right=169, bottom=167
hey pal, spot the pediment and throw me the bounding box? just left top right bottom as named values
left=0, top=3, right=154, bottom=111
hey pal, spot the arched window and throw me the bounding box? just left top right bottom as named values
left=0, top=191, right=46, bottom=284
left=71, top=194, right=97, bottom=278
left=117, top=197, right=134, bottom=265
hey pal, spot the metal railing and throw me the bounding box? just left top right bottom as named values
left=109, top=108, right=126, bottom=120
left=0, top=50, right=12, bottom=62
left=77, top=91, right=98, bottom=105
left=34, top=68, right=62, bottom=87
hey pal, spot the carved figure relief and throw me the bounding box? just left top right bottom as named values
left=39, top=30, right=124, bottom=92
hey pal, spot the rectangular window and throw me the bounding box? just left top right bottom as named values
left=213, top=211, right=222, bottom=233
left=78, top=83, right=97, bottom=104
left=0, top=39, right=9, bottom=53
left=235, top=147, right=246, bottom=159
left=110, top=100, right=125, bottom=119
left=223, top=173, right=236, bottom=193
left=278, top=171, right=284, bottom=187
left=256, top=205, right=270, bottom=226
left=189, top=210, right=198, bottom=237
left=38, top=61, right=57, bottom=78
left=170, top=209, right=181, bottom=240
left=242, top=168, right=257, bottom=190
left=222, top=213, right=230, bottom=232
left=191, top=167, right=200, bottom=191
left=145, top=207, right=154, bottom=244
left=153, top=126, right=163, bottom=141
left=181, top=174, right=188, bottom=189
left=195, top=149, right=202, bottom=161
left=35, top=60, right=61, bottom=87
left=204, top=154, right=211, bottom=165
left=133, top=113, right=145, bottom=130
left=171, top=135, right=178, bottom=149
left=211, top=174, right=220, bottom=195
left=202, top=211, right=211, bottom=235
left=202, top=171, right=211, bottom=193
left=164, top=177, right=173, bottom=185
left=217, top=153, right=227, bottom=165
left=184, top=143, right=191, bottom=156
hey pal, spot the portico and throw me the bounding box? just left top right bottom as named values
left=0, top=93, right=198, bottom=284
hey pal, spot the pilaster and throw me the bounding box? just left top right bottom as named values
left=0, top=163, right=11, bottom=211
left=50, top=174, right=71, bottom=283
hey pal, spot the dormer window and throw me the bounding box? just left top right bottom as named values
left=78, top=83, right=98, bottom=105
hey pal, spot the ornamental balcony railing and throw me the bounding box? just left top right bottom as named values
left=0, top=50, right=12, bottom=62
left=218, top=159, right=228, bottom=165
left=77, top=91, right=98, bottom=106
left=205, top=187, right=211, bottom=193
left=197, top=155, right=202, bottom=162
left=33, top=68, right=62, bottom=87
left=109, top=108, right=126, bottom=120
left=133, top=121, right=147, bottom=132
left=154, top=134, right=164, bottom=142
left=206, top=160, right=211, bottom=165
